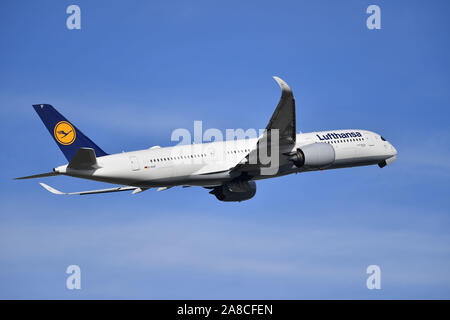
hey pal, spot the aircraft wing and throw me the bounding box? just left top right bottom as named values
left=232, top=76, right=297, bottom=174
left=265, top=76, right=296, bottom=145
left=39, top=183, right=147, bottom=195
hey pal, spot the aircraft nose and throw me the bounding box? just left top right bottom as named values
left=389, top=143, right=397, bottom=156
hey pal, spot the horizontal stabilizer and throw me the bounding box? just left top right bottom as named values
left=15, top=172, right=60, bottom=180
left=68, top=148, right=99, bottom=170
left=39, top=183, right=139, bottom=195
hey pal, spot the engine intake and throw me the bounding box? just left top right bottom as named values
left=210, top=180, right=256, bottom=202
left=291, top=143, right=335, bottom=168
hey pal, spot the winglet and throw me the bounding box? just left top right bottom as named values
left=273, top=76, right=292, bottom=96
left=39, top=182, right=66, bottom=195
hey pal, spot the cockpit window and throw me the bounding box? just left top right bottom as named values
left=381, top=136, right=386, bottom=141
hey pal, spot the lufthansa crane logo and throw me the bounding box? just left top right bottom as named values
left=54, top=121, right=76, bottom=145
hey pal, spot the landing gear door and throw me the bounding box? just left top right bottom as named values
left=129, top=156, right=140, bottom=171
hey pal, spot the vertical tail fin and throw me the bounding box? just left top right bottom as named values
left=32, top=104, right=108, bottom=161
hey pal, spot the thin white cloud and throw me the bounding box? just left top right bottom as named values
left=1, top=210, right=449, bottom=287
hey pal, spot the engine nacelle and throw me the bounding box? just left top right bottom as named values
left=210, top=180, right=256, bottom=202
left=291, top=143, right=335, bottom=168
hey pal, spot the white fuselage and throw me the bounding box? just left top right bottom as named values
left=54, top=129, right=397, bottom=188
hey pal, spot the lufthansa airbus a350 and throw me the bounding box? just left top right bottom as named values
left=16, top=77, right=397, bottom=202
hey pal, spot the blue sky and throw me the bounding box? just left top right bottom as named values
left=1, top=0, right=450, bottom=299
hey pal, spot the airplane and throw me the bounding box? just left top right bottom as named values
left=15, top=77, right=397, bottom=202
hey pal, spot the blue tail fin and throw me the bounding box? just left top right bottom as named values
left=32, top=104, right=108, bottom=161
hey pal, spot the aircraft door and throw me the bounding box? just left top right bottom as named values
left=129, top=156, right=140, bottom=171
left=367, top=134, right=375, bottom=147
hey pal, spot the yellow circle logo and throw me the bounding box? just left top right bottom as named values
left=54, top=121, right=76, bottom=145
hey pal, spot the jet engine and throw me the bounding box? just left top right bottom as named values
left=290, top=143, right=335, bottom=168
left=209, top=180, right=256, bottom=202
